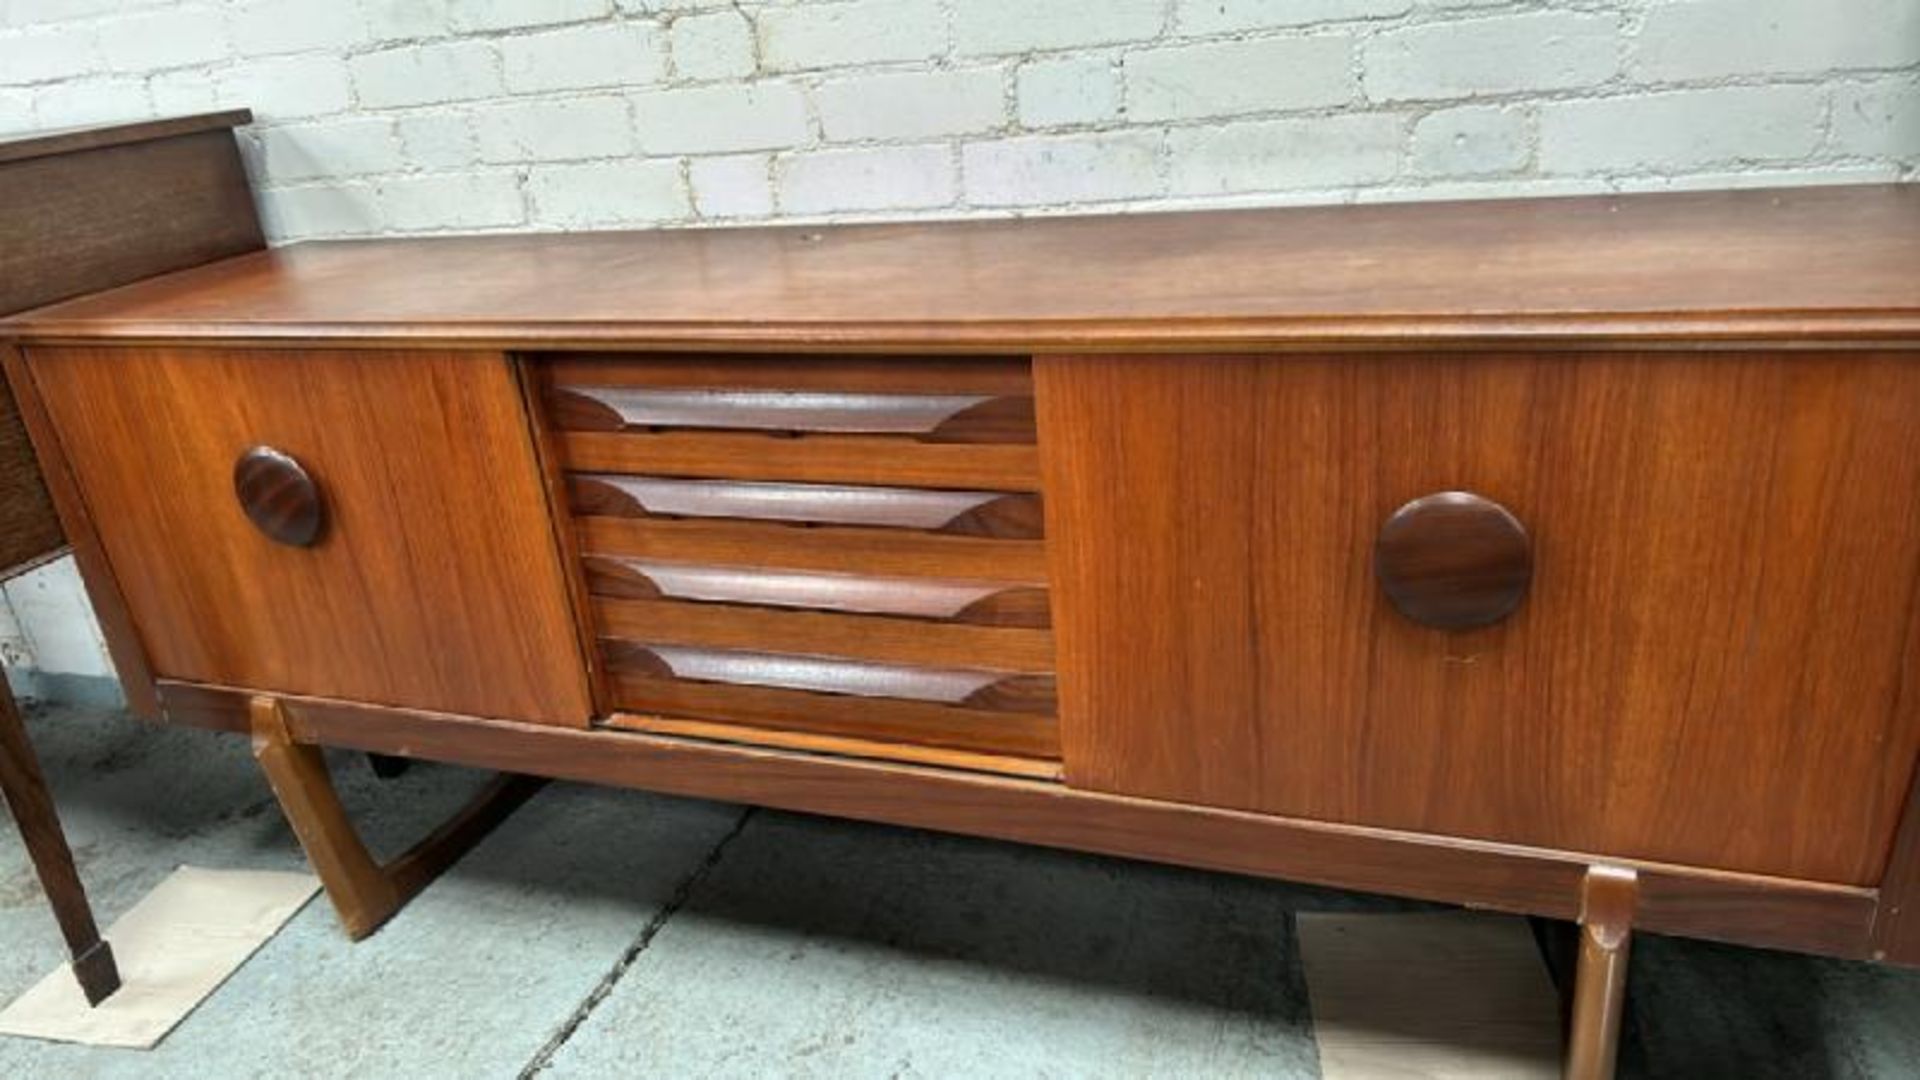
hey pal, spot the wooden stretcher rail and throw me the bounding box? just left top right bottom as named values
left=153, top=680, right=1884, bottom=961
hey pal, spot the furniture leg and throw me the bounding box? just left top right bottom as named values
left=0, top=680, right=120, bottom=1004
left=249, top=695, right=543, bottom=940
left=1565, top=866, right=1639, bottom=1080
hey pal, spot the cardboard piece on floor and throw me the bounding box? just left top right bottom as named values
left=0, top=865, right=319, bottom=1049
left=1298, top=911, right=1562, bottom=1080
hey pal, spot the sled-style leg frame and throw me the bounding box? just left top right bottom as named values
left=249, top=695, right=542, bottom=940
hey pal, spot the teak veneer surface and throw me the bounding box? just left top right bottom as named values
left=24, top=346, right=591, bottom=726
left=7, top=185, right=1920, bottom=348
left=1037, top=351, right=1920, bottom=886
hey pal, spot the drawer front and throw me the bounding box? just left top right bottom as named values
left=570, top=475, right=1043, bottom=536
left=1038, top=351, right=1920, bottom=885
left=26, top=346, right=592, bottom=726
left=538, top=353, right=1060, bottom=771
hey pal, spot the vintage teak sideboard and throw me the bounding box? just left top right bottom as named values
left=4, top=183, right=1919, bottom=1077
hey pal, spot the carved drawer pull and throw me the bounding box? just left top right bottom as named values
left=605, top=641, right=1056, bottom=714
left=233, top=445, right=324, bottom=548
left=551, top=386, right=1034, bottom=442
left=571, top=475, right=1043, bottom=537
left=584, top=556, right=1050, bottom=626
left=1374, top=491, right=1531, bottom=630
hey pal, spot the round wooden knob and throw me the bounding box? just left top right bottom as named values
left=1374, top=491, right=1531, bottom=630
left=234, top=446, right=324, bottom=547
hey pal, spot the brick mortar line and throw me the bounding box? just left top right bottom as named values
left=203, top=60, right=1920, bottom=120
left=7, top=4, right=1896, bottom=238
left=223, top=65, right=1920, bottom=175
left=240, top=72, right=1919, bottom=177
left=249, top=132, right=1911, bottom=201
left=9, top=6, right=1918, bottom=94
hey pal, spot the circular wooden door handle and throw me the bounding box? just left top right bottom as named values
left=1374, top=491, right=1531, bottom=630
left=234, top=446, right=324, bottom=547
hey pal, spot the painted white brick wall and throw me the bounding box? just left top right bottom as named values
left=0, top=0, right=1908, bottom=251
left=0, top=0, right=1914, bottom=690
left=0, top=561, right=117, bottom=685
left=1127, top=35, right=1356, bottom=121
left=502, top=23, right=666, bottom=92
left=814, top=68, right=1002, bottom=141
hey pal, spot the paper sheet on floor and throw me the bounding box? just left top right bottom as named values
left=1298, top=911, right=1562, bottom=1080
left=0, top=865, right=319, bottom=1049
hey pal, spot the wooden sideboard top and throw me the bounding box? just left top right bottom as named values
left=6, top=182, right=1919, bottom=350
left=0, top=109, right=252, bottom=166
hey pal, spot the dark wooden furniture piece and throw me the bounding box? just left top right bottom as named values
left=5, top=183, right=1920, bottom=1075
left=0, top=110, right=263, bottom=603
left=0, top=109, right=275, bottom=1005
left=0, top=689, right=118, bottom=1003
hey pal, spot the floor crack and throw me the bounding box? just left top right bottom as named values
left=518, top=806, right=757, bottom=1078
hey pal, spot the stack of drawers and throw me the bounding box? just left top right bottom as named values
left=535, top=354, right=1060, bottom=776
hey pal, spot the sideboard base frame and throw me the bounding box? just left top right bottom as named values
left=249, top=695, right=543, bottom=939
left=210, top=682, right=1887, bottom=1078
left=166, top=682, right=1878, bottom=960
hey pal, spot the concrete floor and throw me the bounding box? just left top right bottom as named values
left=3, top=703, right=1919, bottom=1079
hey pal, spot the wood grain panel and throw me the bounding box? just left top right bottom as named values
left=0, top=121, right=260, bottom=325
left=515, top=357, right=611, bottom=716
left=0, top=109, right=251, bottom=165
left=13, top=186, right=1920, bottom=350
left=571, top=475, right=1044, bottom=537
left=0, top=384, right=64, bottom=575
left=602, top=712, right=1064, bottom=779
left=551, top=385, right=987, bottom=432
left=548, top=385, right=1034, bottom=443
left=604, top=640, right=1054, bottom=712
left=583, top=555, right=1048, bottom=626
left=1, top=345, right=158, bottom=716
left=607, top=669, right=1060, bottom=758
left=543, top=354, right=1033, bottom=395
left=556, top=431, right=1041, bottom=491
left=25, top=346, right=591, bottom=726
left=595, top=596, right=1055, bottom=672
left=577, top=516, right=1050, bottom=582
left=1038, top=351, right=1920, bottom=885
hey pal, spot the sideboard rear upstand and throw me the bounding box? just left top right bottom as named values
left=6, top=184, right=1920, bottom=1078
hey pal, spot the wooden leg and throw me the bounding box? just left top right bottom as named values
left=0, top=681, right=121, bottom=1005
left=1565, top=865, right=1639, bottom=1080
left=249, top=695, right=542, bottom=940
